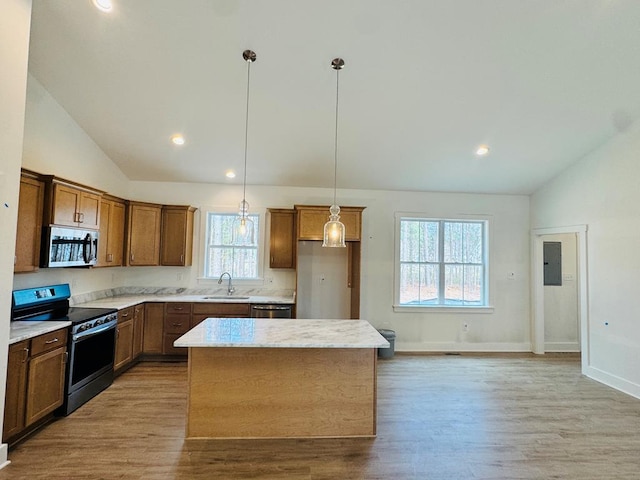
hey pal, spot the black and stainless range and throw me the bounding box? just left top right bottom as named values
left=11, top=284, right=118, bottom=415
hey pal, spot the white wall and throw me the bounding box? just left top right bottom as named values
left=531, top=120, right=640, bottom=398
left=543, top=233, right=579, bottom=352
left=16, top=70, right=532, bottom=356
left=0, top=0, right=33, bottom=467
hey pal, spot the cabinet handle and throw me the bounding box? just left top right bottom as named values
left=14, top=255, right=17, bottom=265
left=79, top=212, right=85, bottom=223
left=107, top=253, right=113, bottom=262
left=45, top=338, right=59, bottom=344
left=130, top=253, right=135, bottom=262
left=121, top=312, right=129, bottom=318
left=22, top=347, right=29, bottom=364
left=174, top=307, right=184, bottom=311
left=172, top=322, right=183, bottom=327
left=64, top=352, right=69, bottom=364
left=180, top=254, right=184, bottom=263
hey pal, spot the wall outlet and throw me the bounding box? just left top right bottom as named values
left=507, top=272, right=516, bottom=280
left=265, top=276, right=274, bottom=284
left=462, top=322, right=469, bottom=332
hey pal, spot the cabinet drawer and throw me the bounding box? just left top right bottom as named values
left=118, top=306, right=134, bottom=322
left=30, top=328, right=68, bottom=356
left=165, top=303, right=192, bottom=314
left=164, top=315, right=190, bottom=334
left=192, top=303, right=250, bottom=316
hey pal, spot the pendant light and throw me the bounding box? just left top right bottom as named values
left=233, top=49, right=257, bottom=245
left=323, top=57, right=347, bottom=248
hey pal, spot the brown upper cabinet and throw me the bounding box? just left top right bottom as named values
left=125, top=201, right=162, bottom=266
left=96, top=194, right=126, bottom=267
left=15, top=170, right=45, bottom=273
left=160, top=205, right=196, bottom=266
left=42, top=176, right=103, bottom=230
left=268, top=208, right=296, bottom=269
left=294, top=205, right=364, bottom=242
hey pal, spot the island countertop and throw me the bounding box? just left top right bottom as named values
left=174, top=318, right=389, bottom=349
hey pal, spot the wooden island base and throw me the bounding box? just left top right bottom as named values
left=186, top=347, right=377, bottom=439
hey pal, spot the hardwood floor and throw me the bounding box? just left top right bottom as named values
left=2, top=353, right=640, bottom=479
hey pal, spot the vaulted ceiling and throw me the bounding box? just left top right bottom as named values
left=27, top=0, right=640, bottom=194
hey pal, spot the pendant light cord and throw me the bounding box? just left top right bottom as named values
left=242, top=59, right=251, bottom=211
left=333, top=67, right=339, bottom=206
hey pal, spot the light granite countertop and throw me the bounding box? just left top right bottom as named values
left=174, top=318, right=390, bottom=349
left=9, top=321, right=71, bottom=345
left=76, top=294, right=294, bottom=310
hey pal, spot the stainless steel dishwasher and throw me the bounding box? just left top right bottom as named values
left=251, top=304, right=293, bottom=318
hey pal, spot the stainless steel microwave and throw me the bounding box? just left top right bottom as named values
left=42, top=226, right=99, bottom=268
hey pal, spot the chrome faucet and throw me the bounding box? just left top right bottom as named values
left=218, top=272, right=235, bottom=296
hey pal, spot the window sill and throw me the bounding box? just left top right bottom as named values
left=392, top=305, right=495, bottom=314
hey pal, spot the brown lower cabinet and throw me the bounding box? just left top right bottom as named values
left=115, top=303, right=146, bottom=372
left=3, top=328, right=68, bottom=445
left=163, top=303, right=192, bottom=356
left=143, top=303, right=164, bottom=354
left=132, top=303, right=145, bottom=359
left=140, top=302, right=253, bottom=358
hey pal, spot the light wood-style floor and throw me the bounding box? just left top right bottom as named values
left=2, top=353, right=640, bottom=479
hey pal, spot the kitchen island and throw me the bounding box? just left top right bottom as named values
left=174, top=317, right=389, bottom=439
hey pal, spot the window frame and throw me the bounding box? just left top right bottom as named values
left=198, top=208, right=265, bottom=284
left=393, top=213, right=494, bottom=313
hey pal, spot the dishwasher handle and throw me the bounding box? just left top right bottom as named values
left=251, top=305, right=291, bottom=310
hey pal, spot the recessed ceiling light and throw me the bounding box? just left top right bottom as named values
left=92, top=0, right=113, bottom=13
left=475, top=144, right=490, bottom=156
left=171, top=134, right=185, bottom=146
left=225, top=170, right=236, bottom=179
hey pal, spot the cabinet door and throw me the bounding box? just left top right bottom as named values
left=79, top=191, right=101, bottom=230
left=114, top=318, right=134, bottom=371
left=143, top=303, right=164, bottom=354
left=132, top=304, right=145, bottom=359
left=269, top=209, right=295, bottom=269
left=15, top=174, right=44, bottom=273
left=296, top=206, right=363, bottom=241
left=51, top=183, right=81, bottom=227
left=97, top=197, right=125, bottom=267
left=3, top=341, right=29, bottom=441
left=24, top=346, right=66, bottom=426
left=126, top=202, right=162, bottom=266
left=160, top=206, right=195, bottom=266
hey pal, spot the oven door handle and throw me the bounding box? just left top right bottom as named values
left=73, top=320, right=117, bottom=342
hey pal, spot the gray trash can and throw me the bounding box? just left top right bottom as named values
left=377, top=329, right=396, bottom=359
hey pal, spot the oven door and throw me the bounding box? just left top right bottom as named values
left=67, top=320, right=116, bottom=394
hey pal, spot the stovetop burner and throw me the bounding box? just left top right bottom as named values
left=11, top=283, right=117, bottom=324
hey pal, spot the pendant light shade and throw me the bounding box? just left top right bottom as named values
left=233, top=49, right=257, bottom=246
left=323, top=57, right=346, bottom=248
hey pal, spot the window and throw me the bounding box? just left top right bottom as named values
left=204, top=212, right=260, bottom=279
left=396, top=217, right=488, bottom=307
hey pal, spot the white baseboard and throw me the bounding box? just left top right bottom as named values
left=544, top=341, right=580, bottom=352
left=0, top=443, right=9, bottom=470
left=397, top=342, right=532, bottom=353
left=584, top=365, right=640, bottom=400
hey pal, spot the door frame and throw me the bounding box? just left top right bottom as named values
left=531, top=225, right=589, bottom=367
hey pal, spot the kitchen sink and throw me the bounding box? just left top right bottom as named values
left=202, top=295, right=250, bottom=300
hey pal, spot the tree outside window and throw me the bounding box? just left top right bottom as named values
left=204, top=212, right=260, bottom=279
left=398, top=218, right=487, bottom=306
